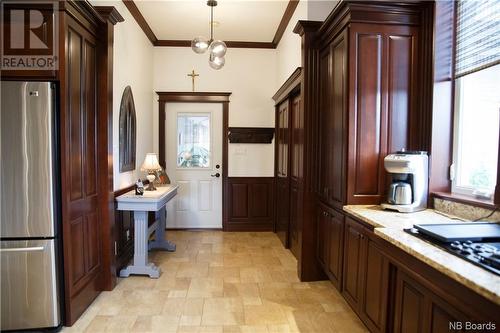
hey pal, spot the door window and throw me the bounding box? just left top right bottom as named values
left=177, top=113, right=211, bottom=168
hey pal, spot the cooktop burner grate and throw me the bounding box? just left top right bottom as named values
left=405, top=226, right=500, bottom=276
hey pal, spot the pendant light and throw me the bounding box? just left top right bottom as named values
left=191, top=0, right=227, bottom=70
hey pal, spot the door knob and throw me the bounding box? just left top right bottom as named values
left=211, top=172, right=221, bottom=178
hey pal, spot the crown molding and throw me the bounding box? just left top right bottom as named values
left=122, top=0, right=299, bottom=49
left=272, top=0, right=299, bottom=46
left=122, top=0, right=157, bottom=45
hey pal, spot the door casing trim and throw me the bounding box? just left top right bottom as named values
left=156, top=92, right=231, bottom=230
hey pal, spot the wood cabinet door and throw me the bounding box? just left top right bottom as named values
left=318, top=48, right=332, bottom=201
left=393, top=270, right=427, bottom=333
left=289, top=94, right=303, bottom=259
left=342, top=217, right=366, bottom=309
left=277, top=101, right=289, bottom=177
left=276, top=177, right=290, bottom=247
left=276, top=101, right=290, bottom=247
left=327, top=209, right=344, bottom=289
left=61, top=18, right=102, bottom=325
left=289, top=184, right=301, bottom=259
left=328, top=31, right=348, bottom=207
left=290, top=94, right=303, bottom=183
left=347, top=23, right=418, bottom=204
left=318, top=31, right=347, bottom=209
left=316, top=205, right=330, bottom=270
left=360, top=240, right=390, bottom=333
left=393, top=269, right=468, bottom=333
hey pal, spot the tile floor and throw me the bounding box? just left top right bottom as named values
left=63, top=231, right=368, bottom=333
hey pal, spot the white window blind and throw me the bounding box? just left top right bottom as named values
left=455, top=0, right=500, bottom=78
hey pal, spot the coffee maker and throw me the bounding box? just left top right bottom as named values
left=381, top=150, right=428, bottom=213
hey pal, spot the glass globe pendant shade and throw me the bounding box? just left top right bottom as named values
left=208, top=54, right=225, bottom=70
left=191, top=36, right=209, bottom=54
left=209, top=40, right=227, bottom=57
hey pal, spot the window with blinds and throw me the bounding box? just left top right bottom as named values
left=455, top=0, right=500, bottom=78
left=452, top=0, right=500, bottom=200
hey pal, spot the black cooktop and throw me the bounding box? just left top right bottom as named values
left=405, top=223, right=500, bottom=276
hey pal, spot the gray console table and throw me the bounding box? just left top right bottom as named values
left=116, top=185, right=178, bottom=278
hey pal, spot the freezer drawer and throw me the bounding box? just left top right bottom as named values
left=1, top=239, right=60, bottom=330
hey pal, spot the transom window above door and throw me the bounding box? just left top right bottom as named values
left=177, top=113, right=211, bottom=168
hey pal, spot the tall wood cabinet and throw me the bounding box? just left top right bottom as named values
left=291, top=0, right=431, bottom=330
left=311, top=0, right=422, bottom=295
left=273, top=68, right=302, bottom=256
left=317, top=8, right=420, bottom=209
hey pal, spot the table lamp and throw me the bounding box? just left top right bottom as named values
left=141, top=153, right=162, bottom=191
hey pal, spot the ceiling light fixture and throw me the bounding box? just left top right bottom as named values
left=191, top=0, right=227, bottom=70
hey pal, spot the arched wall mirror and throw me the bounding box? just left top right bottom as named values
left=119, top=86, right=137, bottom=172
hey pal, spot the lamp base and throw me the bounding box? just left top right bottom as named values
left=146, top=174, right=156, bottom=191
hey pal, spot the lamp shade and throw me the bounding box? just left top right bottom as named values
left=141, top=153, right=162, bottom=172
left=191, top=36, right=209, bottom=54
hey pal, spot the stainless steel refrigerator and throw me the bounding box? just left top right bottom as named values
left=1, top=81, right=61, bottom=331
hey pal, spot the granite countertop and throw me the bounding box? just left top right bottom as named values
left=343, top=205, right=500, bottom=305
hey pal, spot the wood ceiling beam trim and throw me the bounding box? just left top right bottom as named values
left=122, top=0, right=158, bottom=45
left=123, top=0, right=300, bottom=49
left=272, top=0, right=300, bottom=46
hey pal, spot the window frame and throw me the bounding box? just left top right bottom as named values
left=449, top=0, right=500, bottom=204
left=175, top=112, right=213, bottom=170
left=451, top=74, right=499, bottom=199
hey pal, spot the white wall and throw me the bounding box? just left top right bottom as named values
left=276, top=0, right=308, bottom=87
left=153, top=48, right=276, bottom=177
left=275, top=0, right=338, bottom=87
left=91, top=0, right=155, bottom=190
left=307, top=0, right=339, bottom=22
left=92, top=0, right=338, bottom=182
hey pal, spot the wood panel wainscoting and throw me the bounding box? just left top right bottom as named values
left=225, top=177, right=275, bottom=231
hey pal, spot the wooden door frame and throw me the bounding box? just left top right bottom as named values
left=156, top=91, right=231, bottom=230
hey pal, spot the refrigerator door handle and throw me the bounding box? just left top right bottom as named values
left=0, top=246, right=45, bottom=253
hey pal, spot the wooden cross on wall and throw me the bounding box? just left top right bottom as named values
left=187, top=70, right=199, bottom=92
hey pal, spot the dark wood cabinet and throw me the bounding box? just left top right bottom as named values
left=342, top=217, right=390, bottom=333
left=316, top=203, right=344, bottom=289
left=276, top=100, right=290, bottom=246
left=318, top=30, right=347, bottom=209
left=289, top=94, right=303, bottom=259
left=316, top=204, right=330, bottom=269
left=361, top=240, right=390, bottom=333
left=327, top=209, right=344, bottom=288
left=317, top=19, right=419, bottom=207
left=342, top=213, right=500, bottom=333
left=393, top=269, right=468, bottom=333
left=62, top=19, right=102, bottom=316
left=273, top=68, right=303, bottom=259
left=342, top=217, right=365, bottom=308
left=346, top=23, right=418, bottom=204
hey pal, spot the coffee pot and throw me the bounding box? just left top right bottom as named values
left=381, top=151, right=428, bottom=213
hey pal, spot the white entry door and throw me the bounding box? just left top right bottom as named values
left=165, top=103, right=223, bottom=228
